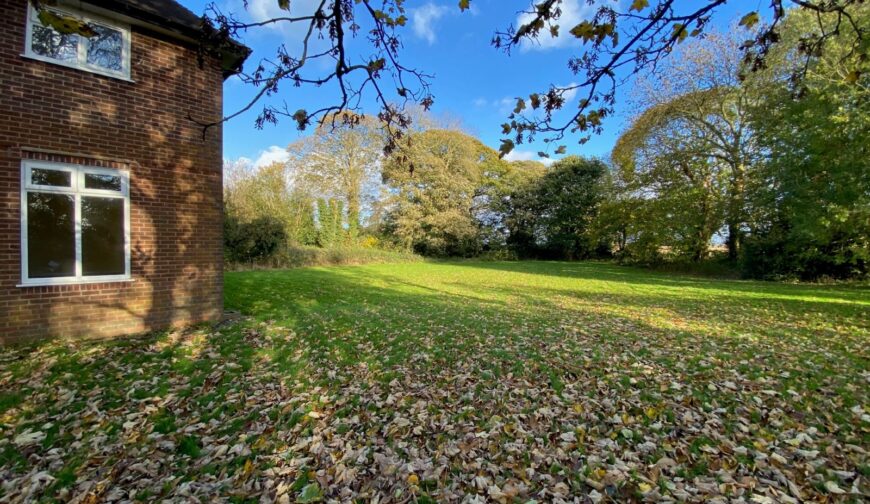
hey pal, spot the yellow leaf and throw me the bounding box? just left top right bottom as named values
left=569, top=21, right=595, bottom=41
left=672, top=24, right=688, bottom=43
left=638, top=482, right=653, bottom=493
left=629, top=0, right=649, bottom=12
left=407, top=474, right=419, bottom=486
left=739, top=12, right=760, bottom=29
left=242, top=459, right=254, bottom=477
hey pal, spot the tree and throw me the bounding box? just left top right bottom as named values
left=506, top=156, right=608, bottom=259
left=224, top=160, right=317, bottom=246
left=380, top=129, right=499, bottom=256
left=474, top=160, right=547, bottom=250
left=612, top=30, right=758, bottom=260
left=316, top=198, right=345, bottom=248
left=742, top=4, right=870, bottom=279
left=34, top=0, right=866, bottom=151
left=491, top=1, right=865, bottom=152
left=134, top=0, right=867, bottom=155
left=288, top=112, right=385, bottom=240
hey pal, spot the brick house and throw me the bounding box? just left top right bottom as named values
left=0, top=0, right=248, bottom=344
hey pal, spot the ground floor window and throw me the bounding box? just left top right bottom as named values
left=20, top=160, right=130, bottom=286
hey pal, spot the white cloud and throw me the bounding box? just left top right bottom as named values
left=497, top=97, right=516, bottom=115
left=504, top=150, right=556, bottom=166
left=561, top=83, right=579, bottom=103
left=472, top=97, right=489, bottom=107
left=516, top=0, right=595, bottom=51
left=253, top=145, right=289, bottom=168
left=411, top=3, right=448, bottom=44
left=246, top=0, right=323, bottom=42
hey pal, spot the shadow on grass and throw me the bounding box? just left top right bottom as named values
left=2, top=261, right=867, bottom=501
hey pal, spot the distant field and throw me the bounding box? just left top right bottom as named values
left=2, top=262, right=868, bottom=502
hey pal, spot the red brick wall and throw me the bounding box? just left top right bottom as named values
left=0, top=0, right=226, bottom=344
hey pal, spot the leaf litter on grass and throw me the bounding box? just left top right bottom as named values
left=1, top=262, right=868, bottom=503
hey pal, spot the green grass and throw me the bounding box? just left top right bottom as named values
left=1, top=261, right=867, bottom=502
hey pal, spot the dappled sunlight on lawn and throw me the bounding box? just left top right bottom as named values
left=2, top=262, right=867, bottom=502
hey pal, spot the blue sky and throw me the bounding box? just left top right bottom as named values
left=180, top=0, right=748, bottom=167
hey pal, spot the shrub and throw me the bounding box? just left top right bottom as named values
left=225, top=245, right=423, bottom=270
left=741, top=228, right=868, bottom=281
left=224, top=216, right=286, bottom=264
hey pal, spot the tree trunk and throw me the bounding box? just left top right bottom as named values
left=726, top=161, right=746, bottom=261
left=347, top=194, right=360, bottom=239
left=726, top=221, right=740, bottom=260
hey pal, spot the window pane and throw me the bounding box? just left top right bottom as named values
left=31, top=168, right=71, bottom=187
left=82, top=197, right=125, bottom=276
left=27, top=192, right=75, bottom=278
left=84, top=173, right=122, bottom=191
left=86, top=24, right=123, bottom=71
left=31, top=23, right=79, bottom=62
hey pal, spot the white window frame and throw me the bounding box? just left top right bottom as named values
left=19, top=160, right=131, bottom=287
left=23, top=4, right=132, bottom=81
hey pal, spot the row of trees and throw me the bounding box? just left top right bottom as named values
left=605, top=6, right=868, bottom=279
left=224, top=6, right=867, bottom=280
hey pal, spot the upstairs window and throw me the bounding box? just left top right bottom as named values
left=24, top=5, right=131, bottom=80
left=20, top=161, right=130, bottom=286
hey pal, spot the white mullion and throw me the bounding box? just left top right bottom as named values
left=20, top=166, right=29, bottom=285
left=77, top=24, right=86, bottom=66
left=74, top=190, right=82, bottom=280
left=124, top=193, right=131, bottom=278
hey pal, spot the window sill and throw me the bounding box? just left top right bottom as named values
left=21, top=53, right=134, bottom=83
left=17, top=277, right=134, bottom=288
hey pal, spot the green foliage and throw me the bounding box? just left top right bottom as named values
left=474, top=160, right=547, bottom=251
left=381, top=129, right=500, bottom=257
left=224, top=215, right=286, bottom=264
left=224, top=160, right=318, bottom=247
left=289, top=112, right=385, bottom=245
left=506, top=156, right=609, bottom=259
left=605, top=8, right=869, bottom=279
left=611, top=35, right=750, bottom=261
left=741, top=4, right=870, bottom=280
left=316, top=198, right=346, bottom=248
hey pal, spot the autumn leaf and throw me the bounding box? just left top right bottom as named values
left=570, top=21, right=595, bottom=41
left=37, top=9, right=98, bottom=37
left=672, top=23, right=688, bottom=42
left=739, top=11, right=760, bottom=29
left=629, top=0, right=649, bottom=12
left=498, top=139, right=515, bottom=158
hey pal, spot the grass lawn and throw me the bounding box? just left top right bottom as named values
left=1, top=261, right=868, bottom=502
